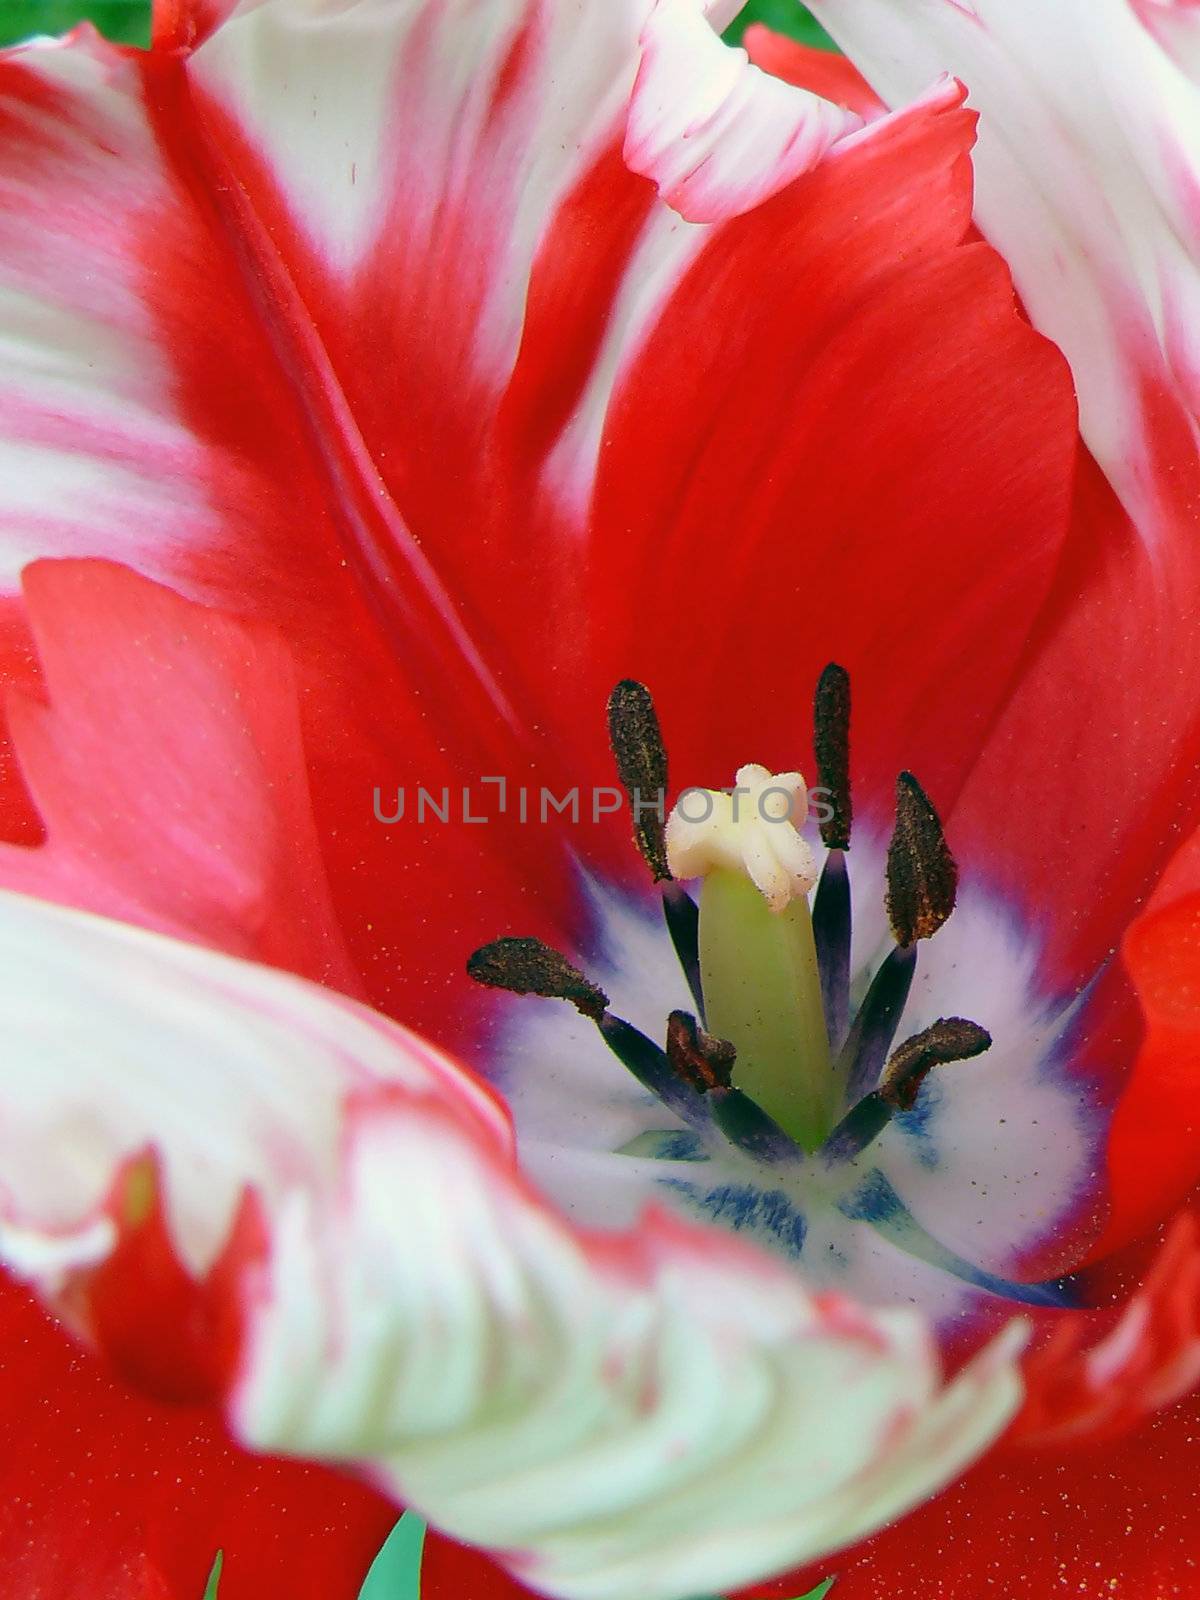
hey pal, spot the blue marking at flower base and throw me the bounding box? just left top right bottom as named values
left=839, top=1168, right=1080, bottom=1309
left=663, top=1179, right=808, bottom=1257
left=892, top=1081, right=941, bottom=1169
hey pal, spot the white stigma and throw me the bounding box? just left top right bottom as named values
left=665, top=763, right=819, bottom=913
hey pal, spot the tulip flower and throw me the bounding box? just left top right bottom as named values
left=0, top=2, right=1198, bottom=1598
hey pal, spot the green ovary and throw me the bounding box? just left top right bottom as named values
left=698, top=867, right=834, bottom=1150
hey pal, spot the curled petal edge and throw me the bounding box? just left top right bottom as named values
left=624, top=0, right=865, bottom=221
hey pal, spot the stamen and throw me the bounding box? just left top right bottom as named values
left=823, top=1015, right=991, bottom=1162
left=813, top=663, right=852, bottom=851
left=886, top=772, right=958, bottom=947
left=812, top=664, right=853, bottom=1048
left=665, top=758, right=828, bottom=1145
left=813, top=853, right=852, bottom=1051
left=708, top=1086, right=801, bottom=1166
left=880, top=1016, right=992, bottom=1111
left=607, top=679, right=671, bottom=881
left=467, top=938, right=711, bottom=1125
left=837, top=943, right=918, bottom=1104
left=666, top=1010, right=735, bottom=1093
left=598, top=1013, right=707, bottom=1125
left=467, top=936, right=609, bottom=1021
left=662, top=880, right=705, bottom=1018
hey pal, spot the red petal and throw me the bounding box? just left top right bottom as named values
left=937, top=456, right=1200, bottom=1246
left=0, top=560, right=360, bottom=993
left=743, top=22, right=885, bottom=117
left=744, top=1385, right=1200, bottom=1599
left=947, top=452, right=1200, bottom=991
left=79, top=1149, right=264, bottom=1406
left=1100, top=825, right=1200, bottom=1248
left=420, top=1529, right=540, bottom=1600
left=1013, top=1212, right=1200, bottom=1448
left=575, top=87, right=1078, bottom=838
left=0, top=1268, right=394, bottom=1600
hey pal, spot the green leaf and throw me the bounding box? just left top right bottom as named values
left=0, top=0, right=150, bottom=46
left=0, top=0, right=833, bottom=53
left=352, top=1516, right=833, bottom=1599
left=723, top=0, right=836, bottom=49
left=361, top=1512, right=426, bottom=1600
left=691, top=1587, right=834, bottom=1600
left=678, top=1587, right=833, bottom=1600
left=202, top=1552, right=223, bottom=1600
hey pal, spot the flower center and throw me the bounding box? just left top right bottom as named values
left=468, top=669, right=1093, bottom=1314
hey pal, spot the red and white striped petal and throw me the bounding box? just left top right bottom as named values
left=235, top=1099, right=1027, bottom=1600
left=0, top=29, right=215, bottom=592
left=805, top=0, right=1200, bottom=543
left=0, top=2, right=958, bottom=1041
left=0, top=0, right=864, bottom=594
left=1134, top=0, right=1200, bottom=75
left=0, top=887, right=1027, bottom=1600
left=0, top=3, right=649, bottom=592
left=180, top=0, right=647, bottom=371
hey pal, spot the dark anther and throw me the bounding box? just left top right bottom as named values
left=881, top=1017, right=992, bottom=1111
left=467, top=937, right=609, bottom=1021
left=885, top=771, right=958, bottom=947
left=813, top=664, right=853, bottom=1047
left=814, top=662, right=852, bottom=850
left=666, top=1010, right=736, bottom=1094
left=607, top=679, right=671, bottom=881
left=467, top=936, right=711, bottom=1125
left=822, top=1016, right=990, bottom=1165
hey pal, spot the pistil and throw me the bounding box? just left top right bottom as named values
left=666, top=765, right=832, bottom=1150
